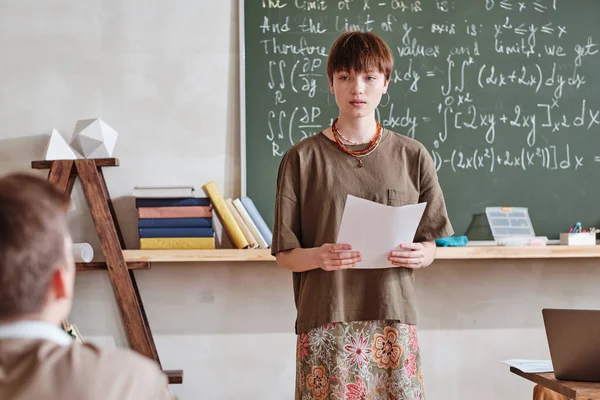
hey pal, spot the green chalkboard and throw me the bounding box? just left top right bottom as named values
left=242, top=0, right=600, bottom=239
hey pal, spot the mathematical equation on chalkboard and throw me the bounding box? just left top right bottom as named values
left=252, top=0, right=600, bottom=173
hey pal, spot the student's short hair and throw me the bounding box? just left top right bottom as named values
left=326, top=31, right=394, bottom=85
left=0, top=173, right=70, bottom=318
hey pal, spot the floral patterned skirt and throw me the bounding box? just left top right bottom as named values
left=296, top=320, right=425, bottom=400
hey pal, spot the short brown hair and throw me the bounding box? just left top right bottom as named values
left=0, top=173, right=70, bottom=318
left=326, top=31, right=394, bottom=85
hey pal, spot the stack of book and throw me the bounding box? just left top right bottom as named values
left=134, top=186, right=215, bottom=249
left=203, top=181, right=272, bottom=249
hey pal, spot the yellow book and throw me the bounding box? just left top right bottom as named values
left=140, top=237, right=215, bottom=249
left=202, top=181, right=249, bottom=249
left=225, top=198, right=258, bottom=248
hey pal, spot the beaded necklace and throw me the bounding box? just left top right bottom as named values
left=331, top=118, right=383, bottom=168
left=336, top=129, right=363, bottom=145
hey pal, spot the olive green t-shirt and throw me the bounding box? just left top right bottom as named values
left=272, top=130, right=454, bottom=334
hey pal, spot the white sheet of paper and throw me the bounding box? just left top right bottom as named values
left=501, top=359, right=554, bottom=373
left=336, top=195, right=427, bottom=269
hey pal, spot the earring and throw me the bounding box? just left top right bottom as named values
left=379, top=92, right=390, bottom=107
left=327, top=92, right=336, bottom=107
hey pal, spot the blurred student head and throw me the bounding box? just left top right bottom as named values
left=0, top=173, right=74, bottom=325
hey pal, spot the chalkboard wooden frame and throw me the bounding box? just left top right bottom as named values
left=240, top=0, right=248, bottom=197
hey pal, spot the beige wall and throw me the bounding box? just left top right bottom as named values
left=1, top=1, right=599, bottom=399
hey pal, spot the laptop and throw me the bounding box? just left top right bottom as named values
left=542, top=308, right=600, bottom=382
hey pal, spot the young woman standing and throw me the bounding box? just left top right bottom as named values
left=272, top=31, right=454, bottom=399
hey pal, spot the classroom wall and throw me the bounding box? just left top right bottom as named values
left=1, top=1, right=600, bottom=399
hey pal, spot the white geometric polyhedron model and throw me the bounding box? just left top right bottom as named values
left=44, top=129, right=79, bottom=160
left=70, top=118, right=118, bottom=158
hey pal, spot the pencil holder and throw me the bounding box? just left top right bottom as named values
left=559, top=232, right=597, bottom=246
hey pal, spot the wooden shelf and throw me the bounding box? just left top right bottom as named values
left=76, top=261, right=150, bottom=271
left=123, top=249, right=274, bottom=263
left=36, top=158, right=182, bottom=383
left=32, top=158, right=119, bottom=170
left=435, top=245, right=600, bottom=259
left=122, top=246, right=600, bottom=263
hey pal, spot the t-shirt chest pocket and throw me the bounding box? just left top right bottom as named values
left=387, top=189, right=419, bottom=207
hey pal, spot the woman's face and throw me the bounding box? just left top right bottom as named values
left=330, top=69, right=389, bottom=119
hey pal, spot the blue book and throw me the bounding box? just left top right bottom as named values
left=135, top=197, right=211, bottom=208
left=240, top=197, right=272, bottom=247
left=138, top=218, right=213, bottom=229
left=138, top=227, right=215, bottom=238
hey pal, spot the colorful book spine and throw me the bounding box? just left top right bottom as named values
left=233, top=198, right=268, bottom=249
left=202, top=181, right=249, bottom=249
left=139, top=227, right=215, bottom=238
left=138, top=218, right=212, bottom=228
left=140, top=237, right=215, bottom=249
left=137, top=206, right=212, bottom=219
left=240, top=197, right=272, bottom=247
left=225, top=198, right=258, bottom=248
left=134, top=189, right=216, bottom=249
left=135, top=197, right=211, bottom=208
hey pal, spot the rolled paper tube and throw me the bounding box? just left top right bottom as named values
left=72, top=242, right=93, bottom=263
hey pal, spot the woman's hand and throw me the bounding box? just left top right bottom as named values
left=388, top=241, right=436, bottom=269
left=313, top=243, right=362, bottom=271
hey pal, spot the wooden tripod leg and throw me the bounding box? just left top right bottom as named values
left=47, top=160, right=77, bottom=331
left=75, top=160, right=155, bottom=360
left=47, top=160, right=76, bottom=195
left=96, top=167, right=160, bottom=363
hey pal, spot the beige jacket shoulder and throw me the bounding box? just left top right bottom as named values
left=0, top=338, right=174, bottom=400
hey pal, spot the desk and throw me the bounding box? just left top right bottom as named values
left=510, top=367, right=600, bottom=400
